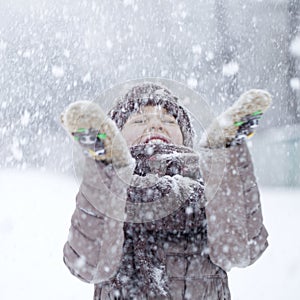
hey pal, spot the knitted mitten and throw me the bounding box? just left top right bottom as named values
left=200, top=89, right=272, bottom=148
left=61, top=101, right=134, bottom=167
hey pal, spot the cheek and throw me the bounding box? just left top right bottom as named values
left=121, top=126, right=144, bottom=146
left=121, top=127, right=133, bottom=145
left=170, top=127, right=184, bottom=144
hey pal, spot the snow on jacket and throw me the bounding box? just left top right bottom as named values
left=63, top=142, right=268, bottom=299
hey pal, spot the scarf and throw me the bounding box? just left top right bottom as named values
left=111, top=144, right=206, bottom=299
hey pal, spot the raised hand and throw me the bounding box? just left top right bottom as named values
left=200, top=89, right=272, bottom=148
left=61, top=101, right=134, bottom=167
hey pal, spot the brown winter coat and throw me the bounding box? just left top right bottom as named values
left=63, top=143, right=268, bottom=299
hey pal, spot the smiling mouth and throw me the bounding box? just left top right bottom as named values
left=144, top=136, right=170, bottom=144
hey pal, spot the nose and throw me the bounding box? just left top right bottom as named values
left=147, top=116, right=164, bottom=131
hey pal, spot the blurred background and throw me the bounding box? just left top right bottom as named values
left=0, top=1, right=300, bottom=300
left=1, top=0, right=299, bottom=186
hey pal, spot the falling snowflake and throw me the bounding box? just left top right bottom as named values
left=51, top=65, right=64, bottom=78
left=290, top=77, right=300, bottom=90
left=289, top=36, right=300, bottom=57
left=222, top=61, right=239, bottom=76
left=187, top=77, right=197, bottom=89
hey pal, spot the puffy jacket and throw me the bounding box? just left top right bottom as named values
left=63, top=143, right=268, bottom=299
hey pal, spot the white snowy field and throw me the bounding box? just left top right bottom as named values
left=0, top=169, right=299, bottom=300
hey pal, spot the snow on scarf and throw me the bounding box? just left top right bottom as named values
left=111, top=144, right=206, bottom=299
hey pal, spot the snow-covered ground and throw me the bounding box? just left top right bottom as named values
left=0, top=169, right=299, bottom=300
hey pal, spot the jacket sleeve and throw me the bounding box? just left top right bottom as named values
left=199, top=143, right=268, bottom=271
left=63, top=158, right=134, bottom=284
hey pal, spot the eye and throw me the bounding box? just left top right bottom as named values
left=162, top=116, right=176, bottom=124
left=132, top=118, right=145, bottom=124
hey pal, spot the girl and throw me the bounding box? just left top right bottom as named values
left=61, top=83, right=270, bottom=299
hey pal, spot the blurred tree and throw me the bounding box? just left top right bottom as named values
left=287, top=0, right=300, bottom=122
left=215, top=0, right=238, bottom=102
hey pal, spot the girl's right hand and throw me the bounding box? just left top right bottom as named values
left=61, top=101, right=134, bottom=167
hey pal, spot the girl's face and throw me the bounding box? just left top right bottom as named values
left=121, top=105, right=183, bottom=146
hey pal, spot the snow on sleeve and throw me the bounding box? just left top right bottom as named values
left=204, top=143, right=268, bottom=271
left=63, top=160, right=134, bottom=283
